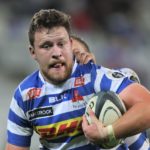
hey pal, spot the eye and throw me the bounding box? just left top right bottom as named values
left=43, top=44, right=50, bottom=49
left=40, top=42, right=53, bottom=49
left=58, top=42, right=64, bottom=48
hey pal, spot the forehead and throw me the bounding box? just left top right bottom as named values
left=34, top=26, right=70, bottom=43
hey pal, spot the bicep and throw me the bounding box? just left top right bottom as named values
left=6, top=143, right=29, bottom=150
left=119, top=82, right=150, bottom=109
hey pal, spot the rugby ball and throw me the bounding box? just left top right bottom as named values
left=85, top=91, right=126, bottom=148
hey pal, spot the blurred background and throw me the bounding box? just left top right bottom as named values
left=1, top=0, right=150, bottom=149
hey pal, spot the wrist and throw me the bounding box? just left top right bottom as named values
left=98, top=125, right=122, bottom=149
left=106, top=125, right=117, bottom=143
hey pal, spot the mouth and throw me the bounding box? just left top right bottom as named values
left=52, top=63, right=64, bottom=68
left=49, top=61, right=65, bottom=69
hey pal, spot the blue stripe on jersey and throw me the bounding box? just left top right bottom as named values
left=7, top=130, right=32, bottom=147
left=72, top=62, right=93, bottom=77
left=14, top=88, right=28, bottom=112
left=116, top=144, right=128, bottom=150
left=9, top=109, right=31, bottom=128
left=19, top=70, right=44, bottom=91
left=77, top=83, right=95, bottom=96
left=72, top=61, right=100, bottom=77
left=100, top=74, right=111, bottom=91
left=33, top=107, right=85, bottom=125
left=116, top=77, right=133, bottom=94
left=129, top=132, right=148, bottom=150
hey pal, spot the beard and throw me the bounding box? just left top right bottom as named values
left=41, top=63, right=73, bottom=85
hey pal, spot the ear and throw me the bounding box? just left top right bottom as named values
left=29, top=45, right=37, bottom=60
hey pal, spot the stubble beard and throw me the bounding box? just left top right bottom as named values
left=42, top=64, right=73, bottom=85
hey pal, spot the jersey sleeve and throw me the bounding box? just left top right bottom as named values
left=94, top=66, right=133, bottom=94
left=7, top=87, right=33, bottom=147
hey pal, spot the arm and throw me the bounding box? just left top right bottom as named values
left=114, top=82, right=150, bottom=138
left=6, top=88, right=33, bottom=149
left=82, top=83, right=150, bottom=143
left=5, top=143, right=29, bottom=150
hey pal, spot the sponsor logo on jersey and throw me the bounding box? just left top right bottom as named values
left=107, top=70, right=124, bottom=80
left=112, top=72, right=124, bottom=78
left=28, top=107, right=53, bottom=120
left=36, top=117, right=82, bottom=139
left=27, top=88, right=41, bottom=100
left=49, top=93, right=67, bottom=104
left=74, top=76, right=84, bottom=87
left=72, top=89, right=83, bottom=102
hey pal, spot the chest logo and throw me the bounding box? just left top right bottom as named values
left=27, top=88, right=41, bottom=100
left=74, top=76, right=85, bottom=87
left=28, top=107, right=53, bottom=120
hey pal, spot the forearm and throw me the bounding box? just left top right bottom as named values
left=113, top=102, right=150, bottom=139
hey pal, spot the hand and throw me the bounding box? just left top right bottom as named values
left=73, top=48, right=96, bottom=64
left=82, top=109, right=108, bottom=145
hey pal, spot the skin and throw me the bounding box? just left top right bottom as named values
left=29, top=27, right=74, bottom=85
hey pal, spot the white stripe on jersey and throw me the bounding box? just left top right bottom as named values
left=125, top=133, right=150, bottom=149
left=94, top=67, right=125, bottom=93
left=94, top=68, right=104, bottom=92
left=21, top=74, right=91, bottom=101
left=125, top=134, right=140, bottom=145
left=10, top=97, right=27, bottom=120
left=110, top=77, right=124, bottom=92
left=7, top=120, right=32, bottom=136
left=140, top=139, right=150, bottom=150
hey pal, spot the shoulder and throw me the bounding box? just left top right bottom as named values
left=19, top=70, right=44, bottom=91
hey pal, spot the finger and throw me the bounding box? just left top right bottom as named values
left=83, top=53, right=96, bottom=64
left=83, top=55, right=93, bottom=64
left=75, top=52, right=87, bottom=64
left=73, top=49, right=85, bottom=63
left=91, top=53, right=96, bottom=64
left=80, top=53, right=88, bottom=64
left=88, top=108, right=103, bottom=125
left=74, top=51, right=82, bottom=63
left=82, top=114, right=89, bottom=129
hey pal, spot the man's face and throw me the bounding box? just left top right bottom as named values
left=30, top=26, right=74, bottom=84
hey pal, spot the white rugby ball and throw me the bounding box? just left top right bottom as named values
left=85, top=91, right=126, bottom=148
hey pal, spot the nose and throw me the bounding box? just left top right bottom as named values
left=51, top=46, right=62, bottom=59
left=52, top=54, right=62, bottom=59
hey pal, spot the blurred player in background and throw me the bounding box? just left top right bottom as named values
left=71, top=35, right=96, bottom=64
left=6, top=9, right=150, bottom=150
left=71, top=35, right=140, bottom=83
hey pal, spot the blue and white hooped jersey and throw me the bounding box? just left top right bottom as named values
left=7, top=61, right=150, bottom=150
